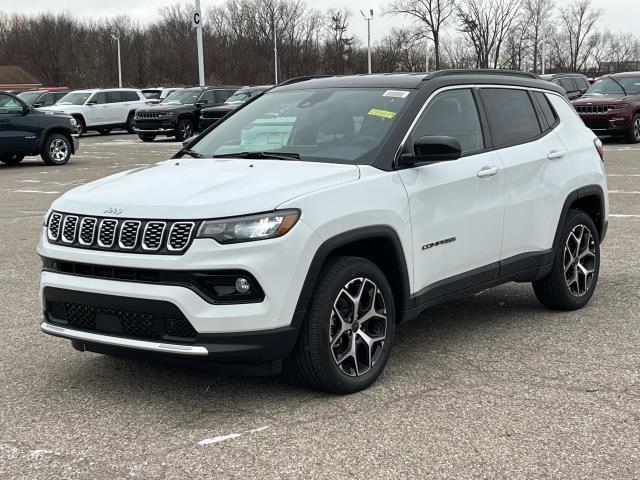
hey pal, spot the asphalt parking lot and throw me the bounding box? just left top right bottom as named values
left=1, top=133, right=639, bottom=479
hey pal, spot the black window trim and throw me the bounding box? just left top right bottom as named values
left=531, top=90, right=560, bottom=132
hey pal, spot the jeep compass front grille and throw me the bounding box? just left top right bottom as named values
left=47, top=212, right=196, bottom=255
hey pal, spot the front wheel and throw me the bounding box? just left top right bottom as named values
left=626, top=113, right=640, bottom=144
left=291, top=256, right=396, bottom=394
left=41, top=133, right=72, bottom=166
left=97, top=128, right=112, bottom=135
left=0, top=154, right=25, bottom=166
left=138, top=134, right=156, bottom=142
left=174, top=118, right=194, bottom=142
left=533, top=209, right=600, bottom=310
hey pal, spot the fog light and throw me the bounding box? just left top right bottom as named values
left=235, top=277, right=251, bottom=294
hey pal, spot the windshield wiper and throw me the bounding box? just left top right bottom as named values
left=181, top=149, right=205, bottom=158
left=212, top=151, right=301, bottom=160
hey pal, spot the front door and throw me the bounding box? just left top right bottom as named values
left=398, top=88, right=505, bottom=302
left=0, top=94, right=38, bottom=154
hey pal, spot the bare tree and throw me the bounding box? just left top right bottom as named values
left=386, top=0, right=455, bottom=70
left=559, top=0, right=601, bottom=72
left=456, top=0, right=522, bottom=69
left=524, top=0, right=554, bottom=73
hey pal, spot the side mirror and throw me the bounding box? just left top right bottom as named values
left=398, top=135, right=462, bottom=167
left=195, top=100, right=208, bottom=107
left=22, top=105, right=31, bottom=115
left=86, top=100, right=97, bottom=105
left=33, top=101, right=44, bottom=108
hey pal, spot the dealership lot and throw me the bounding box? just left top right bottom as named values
left=1, top=134, right=639, bottom=479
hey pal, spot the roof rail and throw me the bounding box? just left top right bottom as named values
left=278, top=75, right=334, bottom=86
left=424, top=69, right=540, bottom=80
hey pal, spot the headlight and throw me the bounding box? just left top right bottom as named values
left=43, top=209, right=52, bottom=226
left=196, top=210, right=300, bottom=244
left=69, top=118, right=78, bottom=127
left=159, top=111, right=175, bottom=118
left=609, top=103, right=629, bottom=110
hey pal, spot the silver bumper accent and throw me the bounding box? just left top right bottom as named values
left=40, top=321, right=209, bottom=356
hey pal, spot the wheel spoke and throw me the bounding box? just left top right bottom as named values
left=564, top=224, right=597, bottom=297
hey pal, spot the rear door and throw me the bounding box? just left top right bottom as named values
left=398, top=87, right=505, bottom=300
left=479, top=87, right=577, bottom=263
left=106, top=90, right=127, bottom=124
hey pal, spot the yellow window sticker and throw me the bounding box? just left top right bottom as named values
left=368, top=108, right=396, bottom=119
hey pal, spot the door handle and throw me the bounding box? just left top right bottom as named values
left=477, top=166, right=501, bottom=178
left=547, top=150, right=566, bottom=160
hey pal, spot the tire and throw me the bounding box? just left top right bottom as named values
left=533, top=209, right=600, bottom=310
left=41, top=133, right=72, bottom=166
left=73, top=116, right=85, bottom=136
left=626, top=113, right=640, bottom=144
left=174, top=118, right=194, bottom=142
left=290, top=256, right=396, bottom=394
left=126, top=113, right=136, bottom=134
left=97, top=128, right=112, bottom=135
left=138, top=134, right=156, bottom=142
left=0, top=154, right=25, bottom=166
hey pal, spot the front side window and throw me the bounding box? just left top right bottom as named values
left=0, top=94, right=24, bottom=114
left=190, top=87, right=412, bottom=164
left=575, top=77, right=589, bottom=91
left=198, top=90, right=216, bottom=105
left=91, top=92, right=108, bottom=104
left=17, top=91, right=42, bottom=105
left=40, top=93, right=56, bottom=106
left=558, top=78, right=576, bottom=93
left=410, top=88, right=484, bottom=154
left=57, top=92, right=93, bottom=105
left=480, top=88, right=541, bottom=147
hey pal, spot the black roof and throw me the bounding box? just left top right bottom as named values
left=275, top=70, right=564, bottom=95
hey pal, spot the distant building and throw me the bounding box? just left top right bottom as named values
left=599, top=61, right=640, bottom=74
left=0, top=66, right=41, bottom=92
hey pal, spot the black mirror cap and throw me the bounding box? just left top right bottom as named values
left=399, top=135, right=462, bottom=167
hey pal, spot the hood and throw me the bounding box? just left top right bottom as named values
left=40, top=104, right=80, bottom=114
left=572, top=94, right=638, bottom=105
left=52, top=158, right=360, bottom=219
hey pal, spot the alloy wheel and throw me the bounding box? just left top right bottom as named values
left=329, top=277, right=387, bottom=377
left=634, top=117, right=640, bottom=141
left=180, top=121, right=193, bottom=139
left=563, top=224, right=597, bottom=297
left=49, top=138, right=69, bottom=162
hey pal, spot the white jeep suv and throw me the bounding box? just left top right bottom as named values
left=38, top=71, right=608, bottom=393
left=42, top=89, right=148, bottom=135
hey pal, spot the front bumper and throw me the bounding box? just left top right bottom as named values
left=579, top=113, right=632, bottom=133
left=133, top=119, right=177, bottom=135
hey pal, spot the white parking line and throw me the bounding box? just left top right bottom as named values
left=607, top=174, right=640, bottom=177
left=609, top=190, right=640, bottom=194
left=610, top=214, right=640, bottom=218
left=11, top=189, right=60, bottom=194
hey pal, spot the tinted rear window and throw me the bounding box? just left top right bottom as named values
left=532, top=91, right=558, bottom=130
left=558, top=78, right=576, bottom=93
left=480, top=89, right=541, bottom=147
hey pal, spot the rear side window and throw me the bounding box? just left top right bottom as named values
left=480, top=89, right=541, bottom=147
left=558, top=78, right=576, bottom=93
left=122, top=91, right=139, bottom=101
left=574, top=77, right=589, bottom=91
left=411, top=88, right=484, bottom=154
left=106, top=91, right=123, bottom=103
left=532, top=91, right=558, bottom=130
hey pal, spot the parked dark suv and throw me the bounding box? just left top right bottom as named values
left=199, top=85, right=273, bottom=130
left=572, top=72, right=640, bottom=143
left=133, top=86, right=238, bottom=142
left=0, top=92, right=79, bottom=166
left=540, top=73, right=590, bottom=100
left=17, top=88, right=71, bottom=108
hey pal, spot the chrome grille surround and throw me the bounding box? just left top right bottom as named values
left=97, top=219, right=118, bottom=248
left=141, top=222, right=166, bottom=251
left=47, top=212, right=63, bottom=241
left=61, top=216, right=79, bottom=243
left=168, top=222, right=196, bottom=252
left=118, top=220, right=142, bottom=250
left=78, top=217, right=97, bottom=246
left=46, top=212, right=197, bottom=255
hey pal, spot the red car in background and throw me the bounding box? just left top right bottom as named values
left=572, top=72, right=640, bottom=143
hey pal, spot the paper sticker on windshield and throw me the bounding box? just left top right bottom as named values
left=368, top=109, right=396, bottom=119
left=383, top=90, right=410, bottom=98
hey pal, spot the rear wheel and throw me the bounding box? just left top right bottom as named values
left=533, top=209, right=600, bottom=310
left=138, top=134, right=156, bottom=142
left=41, top=133, right=72, bottom=166
left=175, top=118, right=194, bottom=142
left=126, top=113, right=136, bottom=134
left=0, top=154, right=25, bottom=166
left=291, top=256, right=396, bottom=394
left=73, top=116, right=85, bottom=135
left=626, top=113, right=640, bottom=143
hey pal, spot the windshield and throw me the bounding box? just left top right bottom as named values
left=142, top=90, right=161, bottom=99
left=57, top=92, right=92, bottom=105
left=587, top=77, right=640, bottom=95
left=163, top=90, right=201, bottom=105
left=17, top=91, right=42, bottom=104
left=189, top=87, right=412, bottom=164
left=226, top=89, right=264, bottom=103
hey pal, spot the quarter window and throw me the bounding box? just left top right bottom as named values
left=410, top=89, right=484, bottom=154
left=532, top=91, right=557, bottom=130
left=480, top=88, right=542, bottom=147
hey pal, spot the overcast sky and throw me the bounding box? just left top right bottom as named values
left=1, top=0, right=638, bottom=44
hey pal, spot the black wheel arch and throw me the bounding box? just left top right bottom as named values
left=553, top=185, right=607, bottom=250
left=292, top=226, right=411, bottom=333
left=39, top=126, right=76, bottom=154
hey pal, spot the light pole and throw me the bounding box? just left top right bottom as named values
left=360, top=9, right=373, bottom=74
left=193, top=0, right=205, bottom=86
left=110, top=34, right=122, bottom=88
left=273, top=16, right=279, bottom=84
